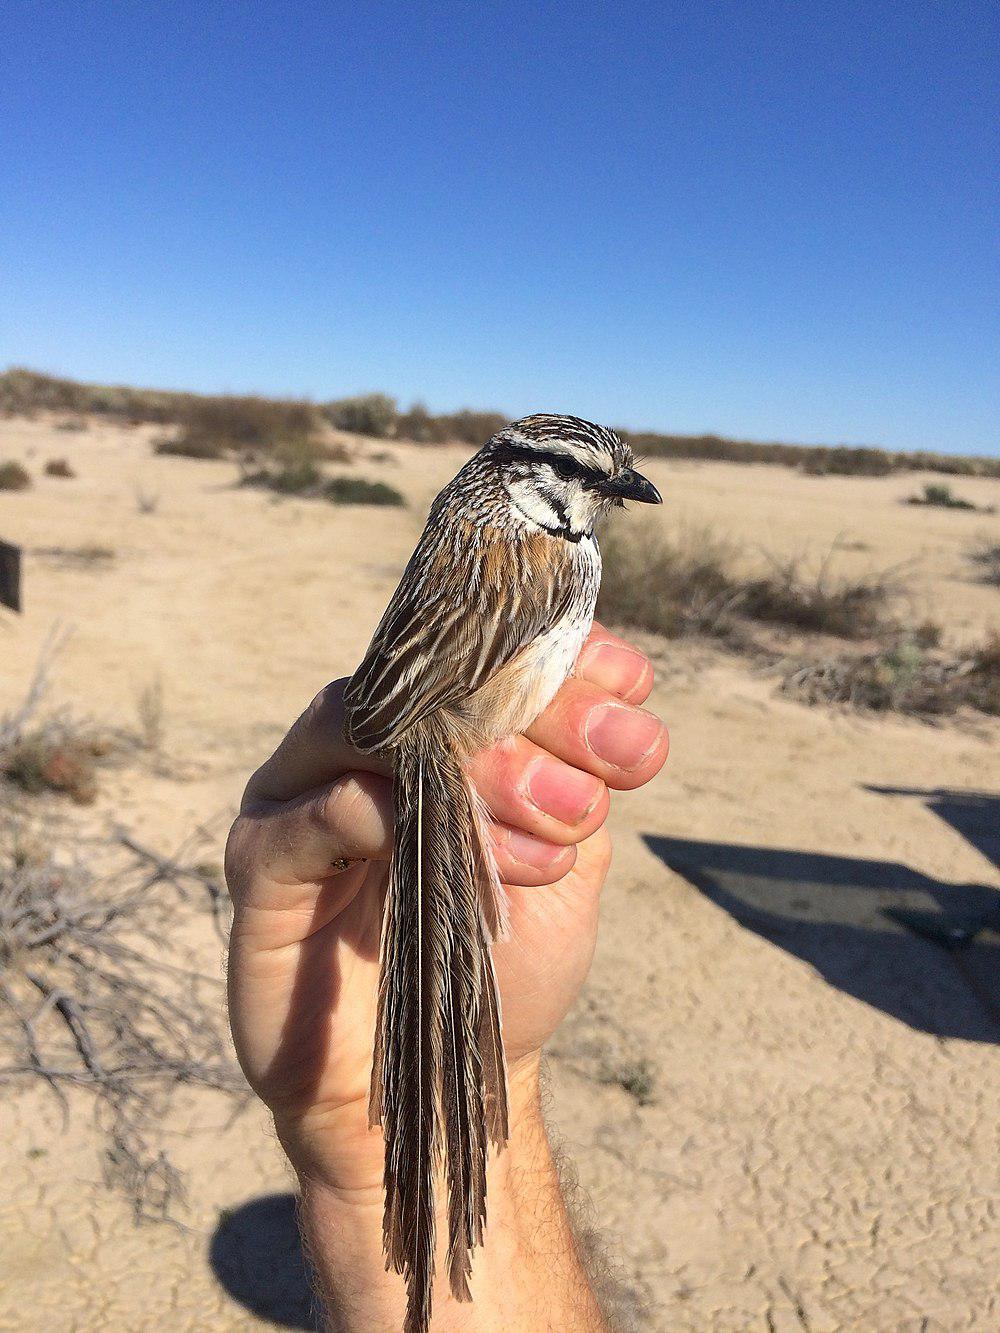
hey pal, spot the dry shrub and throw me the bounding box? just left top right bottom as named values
left=0, top=460, right=30, bottom=491
left=169, top=395, right=320, bottom=458
left=0, top=824, right=244, bottom=1220
left=324, top=476, right=404, bottom=506
left=782, top=632, right=1000, bottom=717
left=907, top=482, right=978, bottom=511
left=968, top=537, right=1000, bottom=587
left=44, top=457, right=75, bottom=478
left=598, top=521, right=739, bottom=638
left=737, top=555, right=896, bottom=639
left=240, top=458, right=324, bottom=495
left=1, top=725, right=108, bottom=804
left=322, top=393, right=397, bottom=437
left=395, top=406, right=507, bottom=446
left=3, top=368, right=1000, bottom=478
left=0, top=641, right=118, bottom=804
left=599, top=521, right=895, bottom=641
left=239, top=457, right=404, bottom=506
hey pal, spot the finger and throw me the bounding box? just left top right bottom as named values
left=245, top=678, right=390, bottom=807
left=575, top=623, right=654, bottom=705
left=466, top=734, right=610, bottom=846
left=227, top=771, right=394, bottom=907
left=524, top=676, right=669, bottom=791
left=489, top=822, right=577, bottom=887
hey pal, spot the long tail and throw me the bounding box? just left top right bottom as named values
left=370, top=734, right=509, bottom=1333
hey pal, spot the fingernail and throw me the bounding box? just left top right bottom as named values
left=526, top=757, right=602, bottom=825
left=580, top=643, right=650, bottom=698
left=585, top=703, right=664, bottom=771
left=502, top=829, right=573, bottom=873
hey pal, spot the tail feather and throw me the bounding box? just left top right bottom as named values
left=370, top=737, right=509, bottom=1333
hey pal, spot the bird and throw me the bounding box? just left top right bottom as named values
left=342, top=414, right=661, bottom=1332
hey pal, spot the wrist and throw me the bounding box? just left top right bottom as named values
left=276, top=1051, right=544, bottom=1200
left=291, top=1056, right=556, bottom=1332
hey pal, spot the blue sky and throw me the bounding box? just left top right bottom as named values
left=2, top=2, right=997, bottom=454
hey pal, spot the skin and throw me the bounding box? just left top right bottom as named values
left=225, top=623, right=669, bottom=1330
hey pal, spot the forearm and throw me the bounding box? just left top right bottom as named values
left=292, top=1062, right=608, bottom=1332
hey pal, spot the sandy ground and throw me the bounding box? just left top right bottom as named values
left=0, top=415, right=998, bottom=1331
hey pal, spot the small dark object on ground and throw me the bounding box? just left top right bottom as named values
left=44, top=458, right=75, bottom=478
left=0, top=461, right=31, bottom=491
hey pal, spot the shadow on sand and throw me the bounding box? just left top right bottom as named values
left=209, top=1192, right=318, bottom=1330
left=646, top=789, right=1000, bottom=1044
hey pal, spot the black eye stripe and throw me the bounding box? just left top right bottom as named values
left=495, top=441, right=606, bottom=485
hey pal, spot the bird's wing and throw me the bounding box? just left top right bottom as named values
left=343, top=522, right=578, bottom=753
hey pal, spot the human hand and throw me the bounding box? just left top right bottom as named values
left=225, top=623, right=668, bottom=1194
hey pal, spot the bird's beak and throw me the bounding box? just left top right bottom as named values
left=600, top=467, right=662, bottom=504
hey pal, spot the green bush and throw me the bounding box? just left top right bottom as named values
left=324, top=476, right=404, bottom=506
left=906, top=483, right=977, bottom=510
left=240, top=460, right=324, bottom=495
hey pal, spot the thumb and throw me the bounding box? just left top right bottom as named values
left=226, top=770, right=394, bottom=912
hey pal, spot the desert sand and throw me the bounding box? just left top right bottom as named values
left=1, top=414, right=998, bottom=1331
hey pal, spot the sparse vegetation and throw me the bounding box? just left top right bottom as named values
left=907, top=483, right=978, bottom=511
left=967, top=537, right=1000, bottom=586
left=44, top=458, right=75, bottom=478
left=0, top=643, right=118, bottom=804
left=736, top=555, right=896, bottom=639
left=9, top=367, right=995, bottom=476
left=599, top=519, right=1000, bottom=719
left=600, top=1057, right=656, bottom=1106
left=170, top=395, right=321, bottom=458
left=598, top=522, right=895, bottom=642
left=135, top=680, right=165, bottom=752
left=0, top=461, right=31, bottom=491
left=34, top=544, right=115, bottom=568
left=154, top=433, right=228, bottom=459
left=240, top=457, right=404, bottom=506
left=0, top=823, right=244, bottom=1220
left=240, top=458, right=324, bottom=495
left=782, top=632, right=1000, bottom=717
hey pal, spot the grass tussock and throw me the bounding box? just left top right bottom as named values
left=598, top=522, right=896, bottom=642
left=0, top=461, right=31, bottom=491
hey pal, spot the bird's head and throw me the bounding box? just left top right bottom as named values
left=485, top=413, right=661, bottom=541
